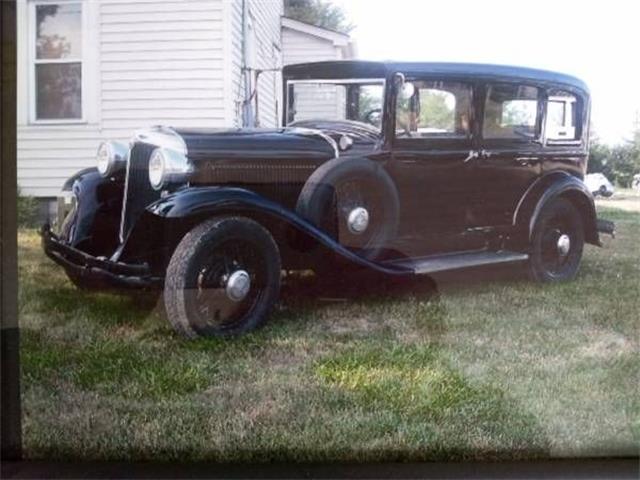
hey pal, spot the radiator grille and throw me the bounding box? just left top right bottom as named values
left=119, top=142, right=160, bottom=241
left=208, top=163, right=316, bottom=184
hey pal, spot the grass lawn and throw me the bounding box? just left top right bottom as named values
left=19, top=192, right=639, bottom=462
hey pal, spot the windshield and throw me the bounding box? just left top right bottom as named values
left=286, top=79, right=385, bottom=131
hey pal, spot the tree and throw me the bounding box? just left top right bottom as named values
left=587, top=143, right=609, bottom=175
left=589, top=138, right=640, bottom=188
left=284, top=0, right=354, bottom=34
left=419, top=91, right=454, bottom=130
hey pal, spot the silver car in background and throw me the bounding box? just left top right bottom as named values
left=585, top=173, right=615, bottom=197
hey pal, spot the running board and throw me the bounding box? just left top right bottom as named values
left=382, top=250, right=529, bottom=275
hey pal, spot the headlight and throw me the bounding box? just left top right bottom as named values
left=96, top=141, right=128, bottom=177
left=148, top=148, right=191, bottom=190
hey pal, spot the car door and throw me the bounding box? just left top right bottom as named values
left=470, top=82, right=544, bottom=227
left=387, top=78, right=483, bottom=254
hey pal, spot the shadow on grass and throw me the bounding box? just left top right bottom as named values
left=277, top=261, right=531, bottom=311
left=279, top=268, right=437, bottom=304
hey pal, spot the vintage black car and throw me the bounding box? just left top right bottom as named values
left=42, top=61, right=615, bottom=337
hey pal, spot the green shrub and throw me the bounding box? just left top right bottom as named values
left=17, top=188, right=40, bottom=228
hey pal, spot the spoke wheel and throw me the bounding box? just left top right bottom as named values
left=187, top=239, right=265, bottom=332
left=528, top=198, right=584, bottom=282
left=165, top=217, right=281, bottom=338
left=296, top=158, right=400, bottom=265
left=326, top=175, right=385, bottom=253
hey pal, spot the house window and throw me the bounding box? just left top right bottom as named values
left=32, top=2, right=83, bottom=121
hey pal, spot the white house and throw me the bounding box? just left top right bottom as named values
left=281, top=16, right=356, bottom=66
left=16, top=0, right=355, bottom=214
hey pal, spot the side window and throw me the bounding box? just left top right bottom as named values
left=483, top=84, right=540, bottom=140
left=545, top=90, right=579, bottom=142
left=396, top=80, right=472, bottom=139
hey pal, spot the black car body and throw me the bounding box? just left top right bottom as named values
left=42, top=61, right=615, bottom=337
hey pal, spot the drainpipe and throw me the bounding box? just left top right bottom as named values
left=241, top=0, right=254, bottom=127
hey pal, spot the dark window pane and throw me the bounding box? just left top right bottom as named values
left=36, top=63, right=82, bottom=119
left=36, top=3, right=82, bottom=59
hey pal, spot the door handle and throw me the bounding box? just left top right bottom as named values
left=515, top=156, right=540, bottom=166
left=463, top=150, right=479, bottom=163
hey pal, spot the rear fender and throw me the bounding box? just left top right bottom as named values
left=513, top=171, right=600, bottom=247
left=124, top=186, right=411, bottom=275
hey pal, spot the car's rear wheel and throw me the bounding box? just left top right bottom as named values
left=164, top=216, right=281, bottom=338
left=528, top=198, right=584, bottom=282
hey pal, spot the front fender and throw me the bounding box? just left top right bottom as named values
left=61, top=168, right=124, bottom=256
left=61, top=167, right=98, bottom=192
left=514, top=172, right=600, bottom=246
left=140, top=186, right=411, bottom=275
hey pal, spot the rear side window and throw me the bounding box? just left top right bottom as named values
left=483, top=84, right=541, bottom=140
left=545, top=90, right=579, bottom=142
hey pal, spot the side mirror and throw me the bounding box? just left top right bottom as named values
left=393, top=72, right=415, bottom=100
left=399, top=82, right=415, bottom=100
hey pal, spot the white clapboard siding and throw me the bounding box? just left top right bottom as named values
left=100, top=0, right=216, bottom=15
left=228, top=0, right=282, bottom=128
left=250, top=0, right=283, bottom=128
left=282, top=27, right=340, bottom=66
left=281, top=19, right=353, bottom=125
left=17, top=1, right=342, bottom=198
left=228, top=0, right=244, bottom=127
left=18, top=0, right=249, bottom=197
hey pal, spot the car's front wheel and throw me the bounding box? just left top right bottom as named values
left=528, top=198, right=584, bottom=282
left=164, top=217, right=281, bottom=338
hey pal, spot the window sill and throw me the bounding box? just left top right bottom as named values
left=546, top=140, right=582, bottom=146
left=29, top=119, right=88, bottom=126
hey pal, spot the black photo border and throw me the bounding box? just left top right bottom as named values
left=0, top=0, right=638, bottom=477
left=2, top=0, right=22, bottom=464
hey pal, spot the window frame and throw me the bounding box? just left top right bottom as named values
left=28, top=0, right=87, bottom=125
left=480, top=81, right=544, bottom=146
left=284, top=78, right=387, bottom=129
left=392, top=76, right=476, bottom=150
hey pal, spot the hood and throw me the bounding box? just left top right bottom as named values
left=173, top=127, right=339, bottom=163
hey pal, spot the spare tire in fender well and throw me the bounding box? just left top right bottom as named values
left=295, top=157, right=400, bottom=260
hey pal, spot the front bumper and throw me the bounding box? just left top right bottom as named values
left=40, top=224, right=162, bottom=289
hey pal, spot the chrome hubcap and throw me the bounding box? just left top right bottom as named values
left=225, top=270, right=251, bottom=302
left=557, top=234, right=571, bottom=257
left=347, top=207, right=370, bottom=235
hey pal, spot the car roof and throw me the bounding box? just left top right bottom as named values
left=282, top=60, right=590, bottom=95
